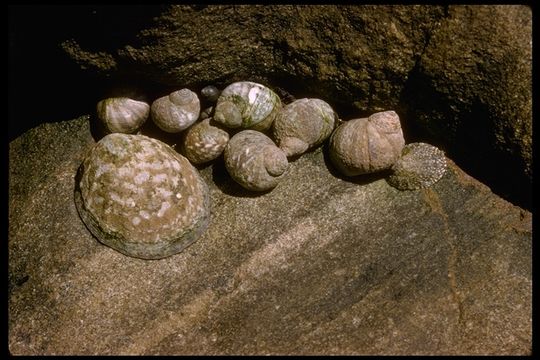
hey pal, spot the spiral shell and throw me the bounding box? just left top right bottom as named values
left=74, top=133, right=210, bottom=259
left=224, top=130, right=289, bottom=191
left=329, top=110, right=405, bottom=176
left=386, top=142, right=447, bottom=190
left=272, top=98, right=337, bottom=157
left=96, top=97, right=150, bottom=134
left=213, top=81, right=282, bottom=131
left=180, top=118, right=230, bottom=164
left=200, top=85, right=221, bottom=103
left=151, top=89, right=200, bottom=133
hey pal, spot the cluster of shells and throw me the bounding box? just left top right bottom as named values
left=78, top=81, right=447, bottom=259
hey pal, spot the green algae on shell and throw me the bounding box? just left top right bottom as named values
left=74, top=133, right=210, bottom=259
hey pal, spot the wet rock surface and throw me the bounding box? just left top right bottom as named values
left=8, top=117, right=531, bottom=355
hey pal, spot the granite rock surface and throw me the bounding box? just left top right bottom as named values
left=8, top=116, right=531, bottom=355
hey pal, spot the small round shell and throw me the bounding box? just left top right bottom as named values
left=151, top=89, right=200, bottom=133
left=224, top=130, right=289, bottom=191
left=272, top=98, right=337, bottom=157
left=329, top=110, right=405, bottom=176
left=96, top=97, right=150, bottom=134
left=180, top=118, right=230, bottom=164
left=201, top=85, right=221, bottom=103
left=386, top=142, right=447, bottom=190
left=213, top=81, right=282, bottom=131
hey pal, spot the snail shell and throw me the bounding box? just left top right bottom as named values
left=213, top=81, right=282, bottom=131
left=180, top=118, right=230, bottom=164
left=74, top=133, right=210, bottom=259
left=386, top=142, right=447, bottom=190
left=272, top=98, right=337, bottom=157
left=224, top=130, right=289, bottom=191
left=329, top=110, right=405, bottom=176
left=151, top=89, right=200, bottom=133
left=200, top=85, right=221, bottom=103
left=96, top=97, right=150, bottom=134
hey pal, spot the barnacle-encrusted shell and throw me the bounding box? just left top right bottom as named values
left=151, top=89, right=200, bottom=133
left=272, top=98, right=337, bottom=157
left=74, top=133, right=210, bottom=259
left=386, top=142, right=447, bottom=190
left=213, top=81, right=282, bottom=131
left=224, top=130, right=288, bottom=191
left=180, top=118, right=230, bottom=164
left=96, top=97, right=150, bottom=134
left=329, top=110, right=405, bottom=176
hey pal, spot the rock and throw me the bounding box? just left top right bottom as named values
left=9, top=117, right=531, bottom=355
left=75, top=133, right=211, bottom=259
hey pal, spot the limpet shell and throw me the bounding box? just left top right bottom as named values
left=74, top=133, right=210, bottom=259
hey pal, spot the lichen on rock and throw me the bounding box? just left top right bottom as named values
left=74, top=133, right=210, bottom=259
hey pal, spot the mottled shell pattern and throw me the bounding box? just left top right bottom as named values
left=180, top=118, right=230, bottom=164
left=74, top=133, right=210, bottom=259
left=329, top=110, right=405, bottom=176
left=224, top=130, right=289, bottom=191
left=272, top=98, right=337, bottom=157
left=151, top=88, right=201, bottom=133
left=213, top=81, right=282, bottom=131
left=387, top=142, right=447, bottom=190
left=96, top=97, right=150, bottom=134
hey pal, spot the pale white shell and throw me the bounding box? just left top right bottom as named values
left=213, top=81, right=282, bottom=131
left=151, top=89, right=200, bottom=133
left=96, top=97, right=150, bottom=134
left=272, top=98, right=337, bottom=157
left=329, top=110, right=405, bottom=176
left=180, top=118, right=230, bottom=164
left=224, top=130, right=289, bottom=191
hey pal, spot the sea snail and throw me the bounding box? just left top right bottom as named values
left=213, top=81, right=282, bottom=131
left=151, top=89, right=201, bottom=133
left=272, top=98, right=337, bottom=157
left=224, top=130, right=289, bottom=191
left=96, top=97, right=150, bottom=134
left=200, top=85, right=221, bottom=103
left=386, top=142, right=447, bottom=190
left=74, top=133, right=211, bottom=259
left=180, top=118, right=230, bottom=164
left=329, top=110, right=405, bottom=176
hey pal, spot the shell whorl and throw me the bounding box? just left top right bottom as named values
left=224, top=130, right=288, bottom=191
left=180, top=118, right=230, bottom=164
left=272, top=98, right=336, bottom=157
left=151, top=89, right=200, bottom=133
left=213, top=81, right=282, bottom=131
left=329, top=110, right=405, bottom=176
left=96, top=97, right=150, bottom=134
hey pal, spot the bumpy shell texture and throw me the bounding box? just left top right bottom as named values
left=74, top=133, right=210, bottom=259
left=213, top=81, right=282, bottom=131
left=272, top=98, right=336, bottom=157
left=386, top=142, right=447, bottom=190
left=96, top=97, right=150, bottom=134
left=224, top=130, right=289, bottom=191
left=329, top=110, right=405, bottom=176
left=151, top=89, right=201, bottom=133
left=180, top=118, right=230, bottom=164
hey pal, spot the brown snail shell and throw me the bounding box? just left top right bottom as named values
left=329, top=110, right=405, bottom=176
left=213, top=81, right=282, bottom=131
left=151, top=89, right=200, bottom=133
left=224, top=130, right=289, bottom=191
left=96, top=97, right=150, bottom=134
left=180, top=118, right=230, bottom=164
left=272, top=98, right=337, bottom=157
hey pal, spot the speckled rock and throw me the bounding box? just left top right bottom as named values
left=387, top=142, right=447, bottom=190
left=75, top=133, right=210, bottom=259
left=9, top=117, right=531, bottom=355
